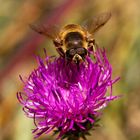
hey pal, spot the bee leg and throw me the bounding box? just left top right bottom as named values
left=87, top=39, right=95, bottom=55
left=53, top=40, right=65, bottom=57
left=88, top=45, right=93, bottom=52
left=56, top=47, right=65, bottom=57
left=83, top=57, right=88, bottom=68
left=88, top=44, right=94, bottom=56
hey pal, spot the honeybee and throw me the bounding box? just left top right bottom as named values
left=31, top=12, right=111, bottom=64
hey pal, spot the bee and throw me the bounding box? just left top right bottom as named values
left=30, top=12, right=111, bottom=65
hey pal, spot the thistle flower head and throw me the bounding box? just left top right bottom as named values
left=17, top=48, right=119, bottom=139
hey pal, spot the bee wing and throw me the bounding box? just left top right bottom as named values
left=82, top=12, right=111, bottom=34
left=30, top=24, right=60, bottom=39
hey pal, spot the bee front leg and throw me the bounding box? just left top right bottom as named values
left=87, top=39, right=95, bottom=55
left=53, top=40, right=65, bottom=57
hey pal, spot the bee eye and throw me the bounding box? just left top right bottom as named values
left=69, top=48, right=76, bottom=56
left=66, top=48, right=76, bottom=60
left=76, top=48, right=87, bottom=55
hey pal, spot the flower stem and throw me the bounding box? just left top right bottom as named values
left=67, top=135, right=79, bottom=140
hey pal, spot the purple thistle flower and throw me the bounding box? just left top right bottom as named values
left=17, top=48, right=119, bottom=140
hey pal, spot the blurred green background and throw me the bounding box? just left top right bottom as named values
left=0, top=0, right=140, bottom=140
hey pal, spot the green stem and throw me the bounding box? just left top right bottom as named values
left=67, top=135, right=79, bottom=140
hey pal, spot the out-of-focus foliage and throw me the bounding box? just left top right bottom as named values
left=0, top=0, right=140, bottom=140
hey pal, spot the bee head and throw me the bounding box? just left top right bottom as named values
left=66, top=47, right=87, bottom=63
